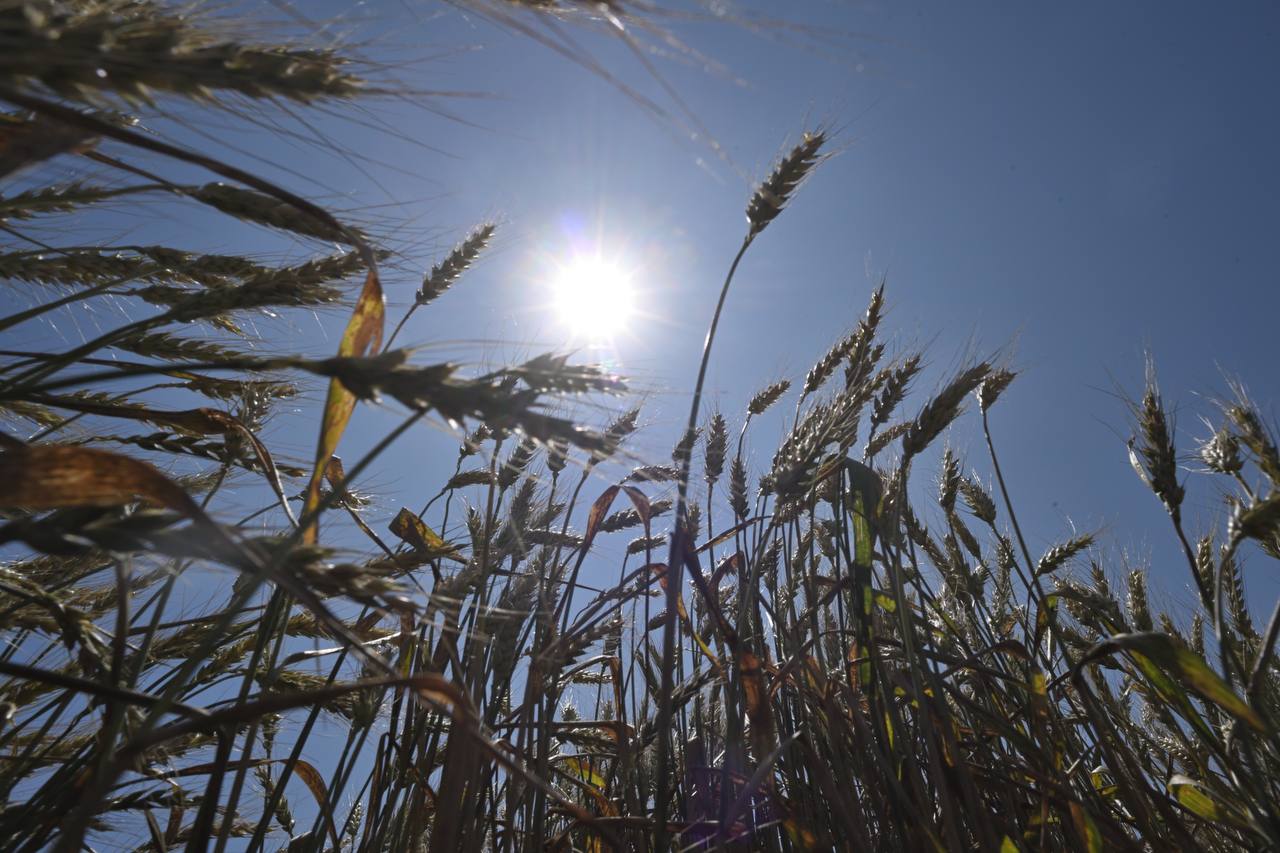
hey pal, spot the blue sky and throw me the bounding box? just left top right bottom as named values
left=257, top=1, right=1277, bottom=616
left=13, top=1, right=1277, bottom=618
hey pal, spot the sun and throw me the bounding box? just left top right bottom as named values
left=550, top=254, right=636, bottom=340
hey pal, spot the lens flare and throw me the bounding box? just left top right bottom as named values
left=551, top=255, right=635, bottom=340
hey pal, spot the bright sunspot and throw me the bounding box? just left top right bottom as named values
left=551, top=255, right=635, bottom=340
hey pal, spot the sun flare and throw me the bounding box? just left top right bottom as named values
left=551, top=254, right=636, bottom=340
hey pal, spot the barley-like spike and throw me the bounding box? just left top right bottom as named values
left=1131, top=366, right=1185, bottom=515
left=191, top=183, right=357, bottom=244
left=545, top=438, right=568, bottom=475
left=263, top=670, right=361, bottom=718
left=161, top=272, right=343, bottom=320
left=1192, top=534, right=1215, bottom=603
left=506, top=353, right=625, bottom=397
left=242, top=250, right=369, bottom=291
left=498, top=436, right=538, bottom=492
left=254, top=767, right=296, bottom=835
left=342, top=803, right=363, bottom=844
left=307, top=353, right=615, bottom=454
left=138, top=247, right=269, bottom=283
left=995, top=534, right=1017, bottom=573
left=789, top=526, right=815, bottom=578
left=845, top=341, right=886, bottom=392
left=116, top=331, right=245, bottom=363
left=234, top=386, right=272, bottom=432
left=745, top=131, right=826, bottom=240
left=759, top=537, right=783, bottom=594
left=865, top=420, right=910, bottom=458
left=0, top=250, right=162, bottom=287
left=1231, top=494, right=1280, bottom=548
left=525, top=529, right=584, bottom=549
left=905, top=511, right=948, bottom=572
left=1060, top=579, right=1121, bottom=635
left=1199, top=427, right=1243, bottom=475
left=1089, top=561, right=1113, bottom=600
left=146, top=252, right=363, bottom=318
left=1, top=398, right=61, bottom=428
left=1191, top=613, right=1206, bottom=658
left=903, top=363, right=991, bottom=457
left=950, top=512, right=983, bottom=561
left=180, top=375, right=297, bottom=403
left=729, top=456, right=749, bottom=520
left=977, top=369, right=1017, bottom=413
left=685, top=503, right=703, bottom=541
left=87, top=431, right=306, bottom=477
left=626, top=465, right=680, bottom=484
left=747, top=380, right=790, bottom=417
left=590, top=406, right=641, bottom=466
left=843, top=286, right=887, bottom=388
left=533, top=499, right=565, bottom=532
left=938, top=447, right=961, bottom=512
left=758, top=472, right=776, bottom=497
left=628, top=534, right=668, bottom=555
left=2, top=4, right=364, bottom=103
left=671, top=426, right=701, bottom=467
left=868, top=354, right=918, bottom=427
left=862, top=283, right=886, bottom=333
left=803, top=329, right=859, bottom=397
left=463, top=425, right=493, bottom=459
left=1037, top=533, right=1094, bottom=576
left=1227, top=396, right=1280, bottom=486
left=0, top=183, right=149, bottom=220
left=1126, top=569, right=1153, bottom=632
left=704, top=413, right=727, bottom=486
left=959, top=477, right=997, bottom=524
left=598, top=499, right=672, bottom=534
left=1222, top=547, right=1257, bottom=642
left=508, top=481, right=538, bottom=549
left=416, top=223, right=496, bottom=306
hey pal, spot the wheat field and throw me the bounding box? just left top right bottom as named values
left=2, top=2, right=1279, bottom=852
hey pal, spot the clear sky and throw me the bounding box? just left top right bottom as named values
left=275, top=0, right=1277, bottom=617
left=23, top=1, right=1279, bottom=616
